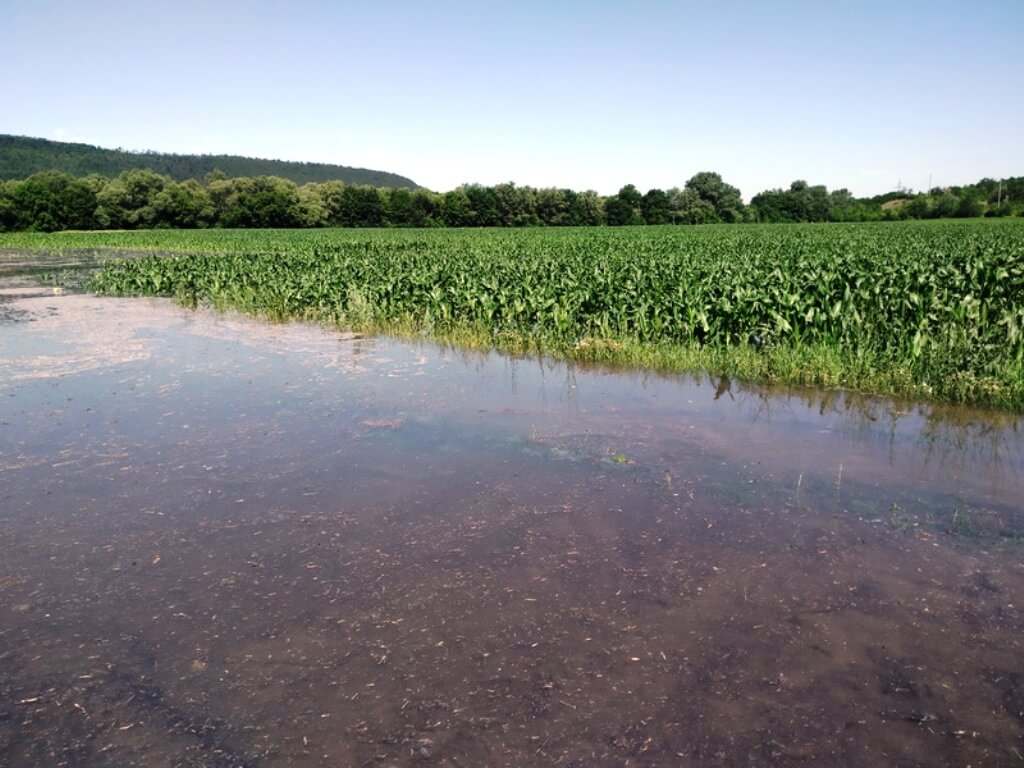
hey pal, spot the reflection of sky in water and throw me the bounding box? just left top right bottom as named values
left=2, top=291, right=1022, bottom=524
left=3, top=280, right=1024, bottom=767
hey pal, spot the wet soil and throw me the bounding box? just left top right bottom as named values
left=1, top=262, right=1022, bottom=767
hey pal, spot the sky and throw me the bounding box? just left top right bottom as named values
left=3, top=0, right=1022, bottom=199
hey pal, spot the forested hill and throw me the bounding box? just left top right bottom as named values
left=0, top=134, right=419, bottom=188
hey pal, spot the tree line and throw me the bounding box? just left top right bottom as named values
left=751, top=178, right=1024, bottom=223
left=1, top=168, right=1020, bottom=232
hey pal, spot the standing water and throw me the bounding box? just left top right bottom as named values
left=1, top=261, right=1022, bottom=767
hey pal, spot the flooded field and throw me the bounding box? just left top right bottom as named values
left=1, top=259, right=1023, bottom=767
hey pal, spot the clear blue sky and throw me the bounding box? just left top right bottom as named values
left=3, top=0, right=1022, bottom=198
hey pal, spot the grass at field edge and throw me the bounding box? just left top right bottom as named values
left=256, top=308, right=1023, bottom=413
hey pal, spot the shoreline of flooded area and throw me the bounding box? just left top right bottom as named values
left=2, top=279, right=1022, bottom=766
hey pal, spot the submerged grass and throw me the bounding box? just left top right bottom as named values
left=375, top=323, right=1002, bottom=408
left=3, top=220, right=1023, bottom=411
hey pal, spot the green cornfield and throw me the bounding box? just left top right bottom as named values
left=4, top=219, right=1023, bottom=410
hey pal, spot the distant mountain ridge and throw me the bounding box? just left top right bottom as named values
left=0, top=134, right=419, bottom=188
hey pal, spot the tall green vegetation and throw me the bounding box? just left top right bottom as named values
left=0, top=134, right=417, bottom=187
left=9, top=220, right=1015, bottom=410
left=751, top=178, right=1024, bottom=223
left=0, top=171, right=739, bottom=232
left=5, top=167, right=1019, bottom=233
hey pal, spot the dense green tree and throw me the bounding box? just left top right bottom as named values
left=95, top=169, right=170, bottom=228
left=533, top=187, right=604, bottom=227
left=904, top=195, right=930, bottom=219
left=753, top=180, right=898, bottom=223
left=618, top=184, right=642, bottom=210
left=827, top=188, right=855, bottom=221
left=802, top=182, right=831, bottom=222
left=1002, top=178, right=1024, bottom=207
left=0, top=181, right=17, bottom=231
left=462, top=185, right=500, bottom=226
left=9, top=171, right=98, bottom=231
left=749, top=188, right=788, bottom=223
left=150, top=180, right=214, bottom=228
left=932, top=192, right=959, bottom=219
left=668, top=187, right=717, bottom=224
left=439, top=188, right=475, bottom=227
left=984, top=202, right=1013, bottom=218
left=379, top=187, right=438, bottom=227
left=384, top=188, right=416, bottom=227
left=685, top=172, right=745, bottom=222
left=955, top=194, right=982, bottom=218
left=313, top=181, right=345, bottom=225
left=971, top=180, right=1006, bottom=211
left=567, top=190, right=605, bottom=226
left=535, top=187, right=570, bottom=226
left=409, top=189, right=438, bottom=227
left=295, top=183, right=330, bottom=227
left=606, top=185, right=644, bottom=226
left=337, top=185, right=385, bottom=227
left=604, top=196, right=631, bottom=226
left=219, top=176, right=303, bottom=228
left=493, top=182, right=539, bottom=227
left=641, top=188, right=671, bottom=224
left=751, top=181, right=830, bottom=223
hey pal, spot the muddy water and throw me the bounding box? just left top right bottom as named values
left=1, top=274, right=1022, bottom=767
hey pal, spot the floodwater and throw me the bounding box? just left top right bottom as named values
left=1, top=260, right=1022, bottom=767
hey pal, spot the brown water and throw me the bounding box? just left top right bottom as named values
left=1, top=269, right=1022, bottom=767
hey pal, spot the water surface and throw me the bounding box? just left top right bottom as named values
left=1, top=272, right=1022, bottom=767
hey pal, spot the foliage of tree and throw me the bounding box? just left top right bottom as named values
left=0, top=133, right=418, bottom=188
left=0, top=181, right=17, bottom=231
left=641, top=188, right=671, bottom=225
left=606, top=184, right=645, bottom=226
left=462, top=185, right=501, bottom=227
left=331, top=184, right=386, bottom=228
left=684, top=172, right=745, bottom=222
left=7, top=171, right=98, bottom=231
left=1, top=164, right=1020, bottom=233
left=439, top=189, right=475, bottom=227
left=749, top=176, right=1024, bottom=223
left=567, top=190, right=605, bottom=226
left=666, top=187, right=716, bottom=224
left=95, top=169, right=168, bottom=228
left=218, top=176, right=303, bottom=228
left=751, top=181, right=831, bottom=223
left=492, top=183, right=540, bottom=227
left=152, top=180, right=215, bottom=229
